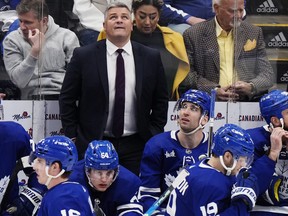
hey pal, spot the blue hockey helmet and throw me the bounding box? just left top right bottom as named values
left=85, top=140, right=119, bottom=170
left=260, top=90, right=288, bottom=125
left=174, top=89, right=211, bottom=117
left=32, top=136, right=78, bottom=171
left=212, top=124, right=254, bottom=160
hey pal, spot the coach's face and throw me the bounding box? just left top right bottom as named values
left=103, top=7, right=133, bottom=46
left=214, top=0, right=244, bottom=32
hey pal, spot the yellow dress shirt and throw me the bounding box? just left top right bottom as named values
left=215, top=19, right=238, bottom=87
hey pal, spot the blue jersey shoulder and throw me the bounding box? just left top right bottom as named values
left=38, top=182, right=94, bottom=216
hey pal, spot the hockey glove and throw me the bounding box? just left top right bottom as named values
left=263, top=173, right=284, bottom=205
left=231, top=168, right=259, bottom=211
left=3, top=185, right=43, bottom=216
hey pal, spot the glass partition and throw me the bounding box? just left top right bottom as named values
left=245, top=0, right=288, bottom=94
left=0, top=0, right=287, bottom=101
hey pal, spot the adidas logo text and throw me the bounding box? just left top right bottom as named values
left=268, top=32, right=288, bottom=47
left=257, top=0, right=278, bottom=13
left=280, top=72, right=288, bottom=82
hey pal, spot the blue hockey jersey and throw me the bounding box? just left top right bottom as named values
left=69, top=160, right=142, bottom=216
left=37, top=181, right=95, bottom=216
left=0, top=121, right=32, bottom=208
left=165, top=159, right=249, bottom=216
left=248, top=126, right=288, bottom=216
left=138, top=130, right=208, bottom=212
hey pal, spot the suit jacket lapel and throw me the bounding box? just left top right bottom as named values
left=132, top=42, right=143, bottom=98
left=203, top=20, right=220, bottom=71
left=234, top=24, right=245, bottom=61
left=96, top=41, right=109, bottom=99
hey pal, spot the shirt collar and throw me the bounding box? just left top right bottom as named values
left=214, top=17, right=232, bottom=38
left=215, top=17, right=224, bottom=37
left=106, top=39, right=133, bottom=56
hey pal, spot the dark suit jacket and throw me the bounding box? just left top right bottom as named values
left=59, top=40, right=168, bottom=154
left=183, top=19, right=274, bottom=100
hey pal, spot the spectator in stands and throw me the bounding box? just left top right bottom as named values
left=0, top=0, right=18, bottom=11
left=183, top=0, right=274, bottom=102
left=0, top=0, right=20, bottom=97
left=131, top=0, right=189, bottom=100
left=3, top=0, right=79, bottom=100
left=1, top=18, right=19, bottom=55
left=0, top=0, right=19, bottom=50
left=72, top=0, right=132, bottom=46
left=160, top=0, right=214, bottom=34
left=247, top=89, right=288, bottom=215
left=160, top=0, right=246, bottom=35
left=160, top=0, right=215, bottom=34
left=69, top=140, right=143, bottom=215
left=59, top=2, right=168, bottom=175
left=138, top=89, right=211, bottom=214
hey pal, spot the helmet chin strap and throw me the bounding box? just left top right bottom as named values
left=44, top=166, right=65, bottom=187
left=219, top=156, right=237, bottom=176
left=87, top=174, right=99, bottom=190
left=180, top=114, right=207, bottom=136
left=86, top=172, right=109, bottom=191
left=85, top=169, right=101, bottom=190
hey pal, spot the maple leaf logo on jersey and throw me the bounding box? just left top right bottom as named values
left=164, top=168, right=183, bottom=187
left=164, top=173, right=175, bottom=187
left=165, top=150, right=176, bottom=158
left=263, top=144, right=269, bottom=152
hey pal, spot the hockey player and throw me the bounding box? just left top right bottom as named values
left=138, top=89, right=211, bottom=214
left=247, top=89, right=288, bottom=216
left=30, top=135, right=95, bottom=216
left=69, top=140, right=143, bottom=216
left=165, top=123, right=281, bottom=216
left=0, top=121, right=46, bottom=215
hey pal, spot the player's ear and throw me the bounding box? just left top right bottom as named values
left=223, top=151, right=233, bottom=166
left=270, top=116, right=281, bottom=128
left=50, top=161, right=61, bottom=173
left=201, top=114, right=209, bottom=125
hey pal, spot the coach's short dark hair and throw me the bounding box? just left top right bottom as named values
left=104, top=2, right=131, bottom=19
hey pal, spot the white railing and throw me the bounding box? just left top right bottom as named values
left=1, top=101, right=266, bottom=142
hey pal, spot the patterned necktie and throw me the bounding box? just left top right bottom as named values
left=112, top=49, right=125, bottom=138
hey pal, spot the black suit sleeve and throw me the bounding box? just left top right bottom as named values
left=149, top=51, right=168, bottom=135
left=59, top=47, right=83, bottom=138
